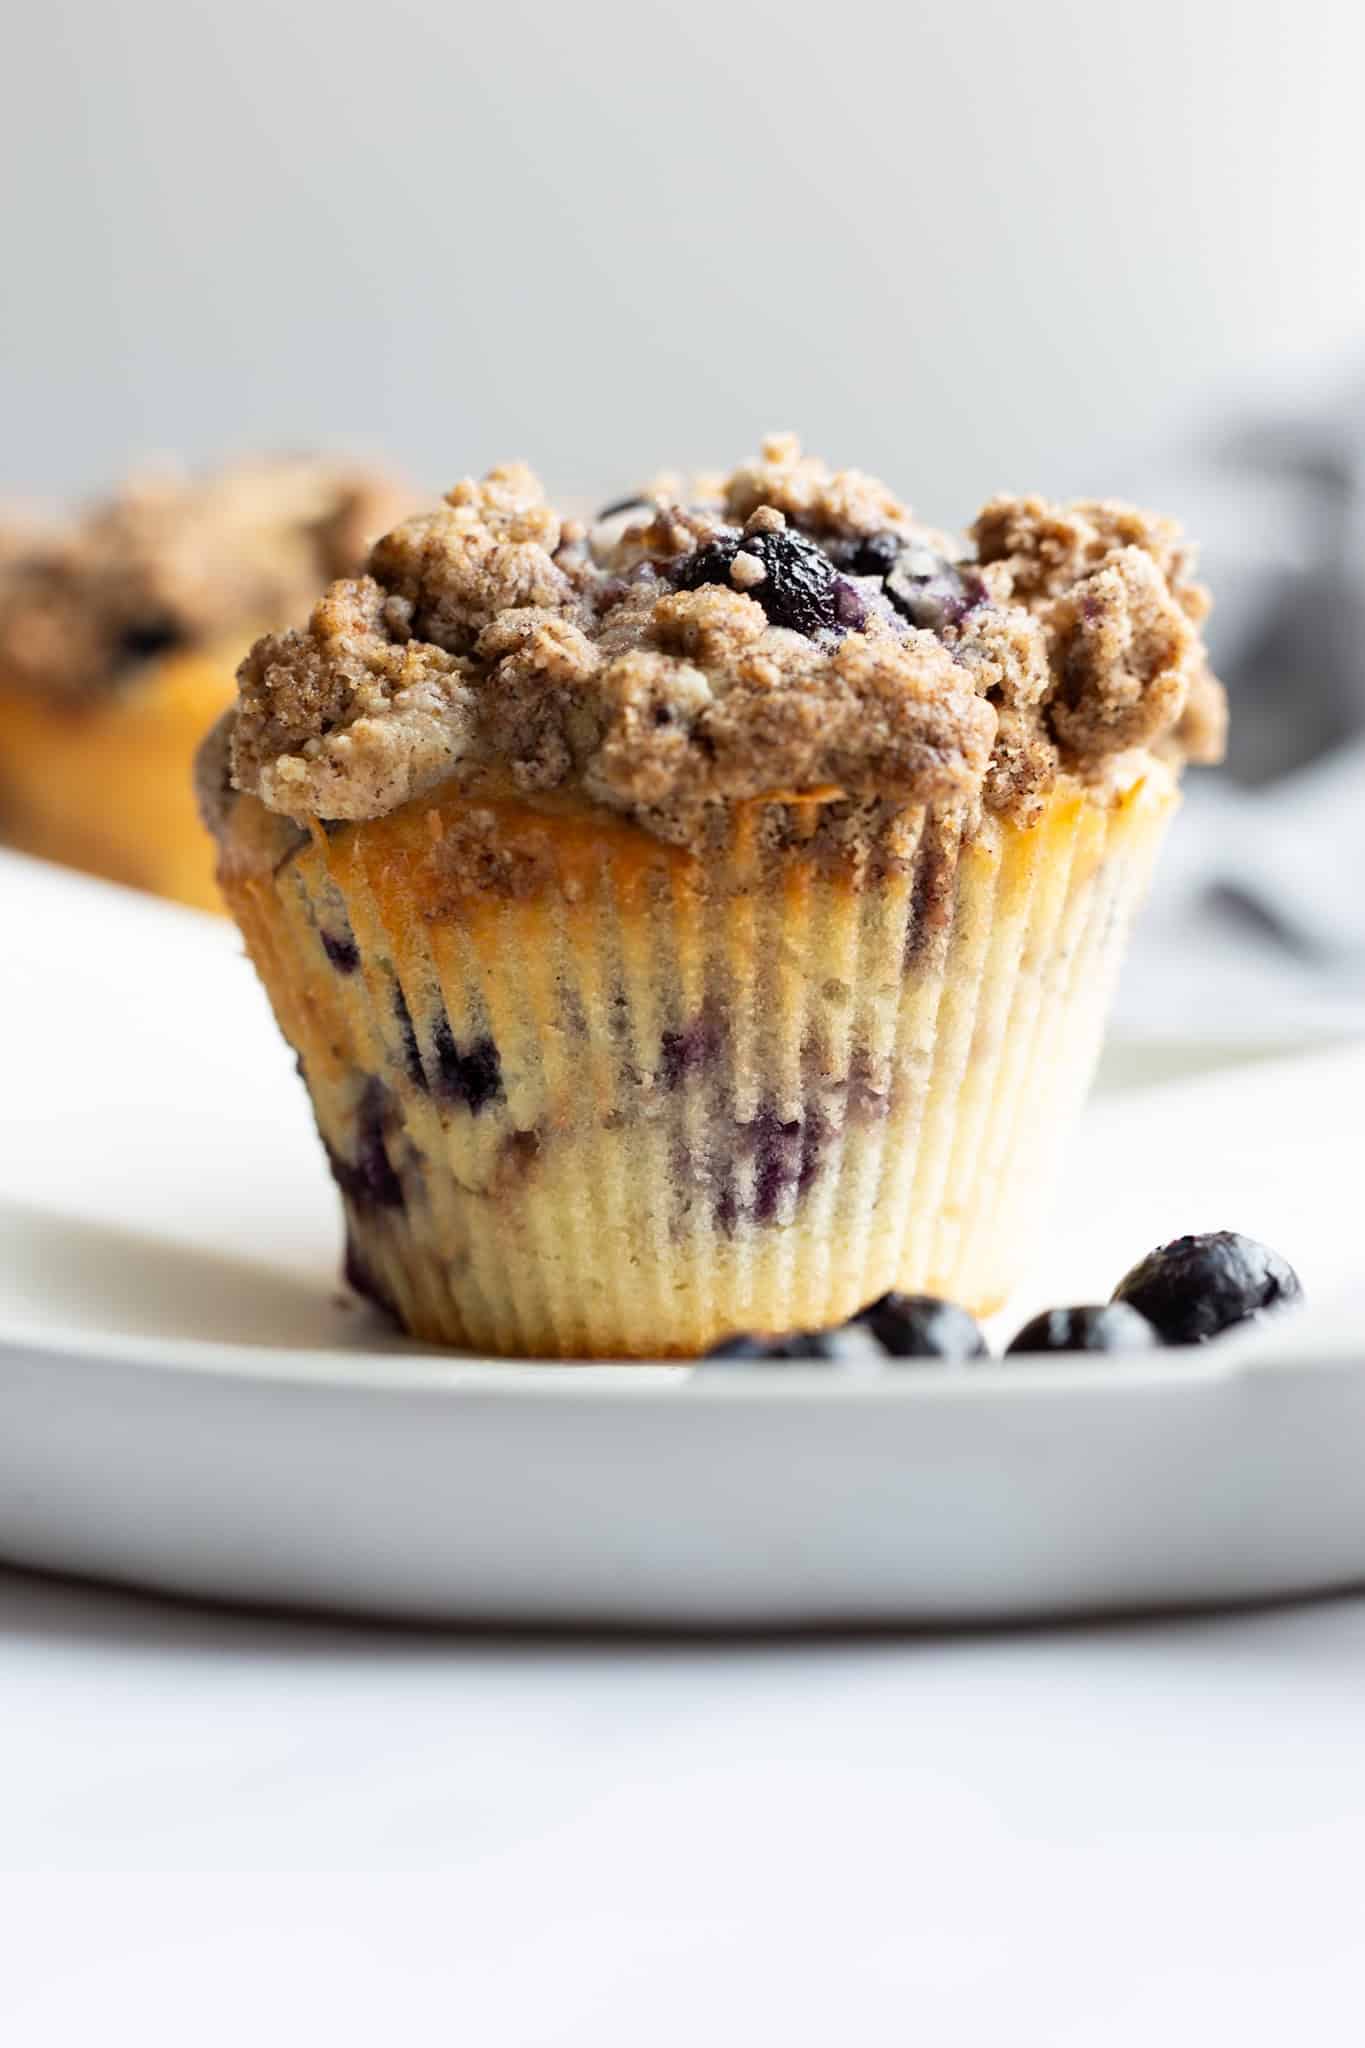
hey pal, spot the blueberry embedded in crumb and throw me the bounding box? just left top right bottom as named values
left=824, top=530, right=903, bottom=579
left=856, top=1292, right=990, bottom=1361
left=112, top=615, right=188, bottom=670
left=393, top=986, right=428, bottom=1091
left=747, top=1103, right=804, bottom=1224
left=321, top=929, right=359, bottom=974
left=1005, top=1303, right=1159, bottom=1356
left=328, top=1077, right=405, bottom=1211
left=832, top=577, right=867, bottom=630
left=432, top=1018, right=504, bottom=1114
left=1113, top=1231, right=1303, bottom=1345
left=672, top=525, right=844, bottom=637
left=700, top=1322, right=884, bottom=1365
left=771, top=1323, right=885, bottom=1363
left=355, top=1086, right=405, bottom=1210
left=658, top=1007, right=723, bottom=1089
left=884, top=546, right=985, bottom=631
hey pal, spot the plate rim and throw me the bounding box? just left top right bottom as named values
left=0, top=1303, right=1352, bottom=1401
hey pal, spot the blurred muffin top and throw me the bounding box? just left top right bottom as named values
left=0, top=457, right=407, bottom=702
left=223, top=436, right=1226, bottom=844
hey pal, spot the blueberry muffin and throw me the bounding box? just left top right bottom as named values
left=0, top=458, right=406, bottom=911
left=200, top=437, right=1225, bottom=1356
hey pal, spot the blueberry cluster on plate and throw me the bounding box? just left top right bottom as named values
left=701, top=1232, right=1303, bottom=1366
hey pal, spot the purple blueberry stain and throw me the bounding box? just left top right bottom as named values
left=884, top=547, right=987, bottom=632
left=715, top=1100, right=832, bottom=1229
left=321, top=929, right=359, bottom=974
left=745, top=1104, right=804, bottom=1223
left=432, top=1016, right=504, bottom=1114
left=797, top=1105, right=830, bottom=1195
left=328, top=1077, right=405, bottom=1211
left=392, top=986, right=429, bottom=1092
left=831, top=577, right=867, bottom=630
left=659, top=1003, right=725, bottom=1090
left=904, top=832, right=958, bottom=969
left=500, top=1127, right=542, bottom=1179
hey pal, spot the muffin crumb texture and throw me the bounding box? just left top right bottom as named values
left=0, top=457, right=408, bottom=702
left=226, top=437, right=1224, bottom=844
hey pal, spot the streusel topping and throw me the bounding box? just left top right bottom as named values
left=0, top=457, right=408, bottom=702
left=224, top=437, right=1224, bottom=843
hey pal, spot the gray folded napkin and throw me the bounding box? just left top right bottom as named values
left=1112, top=370, right=1365, bottom=1041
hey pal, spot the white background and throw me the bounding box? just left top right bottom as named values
left=2, top=1568, right=1362, bottom=2043
left=6, top=0, right=1365, bottom=517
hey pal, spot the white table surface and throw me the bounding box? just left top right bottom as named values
left=2, top=1562, right=1362, bottom=2045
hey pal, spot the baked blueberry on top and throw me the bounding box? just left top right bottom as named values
left=201, top=436, right=1226, bottom=1357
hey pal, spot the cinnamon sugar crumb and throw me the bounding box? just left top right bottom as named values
left=729, top=550, right=767, bottom=590
left=725, top=434, right=909, bottom=538
left=0, top=456, right=408, bottom=702
left=211, top=438, right=1225, bottom=847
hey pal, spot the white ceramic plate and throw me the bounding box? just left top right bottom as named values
left=3, top=848, right=1363, bottom=1626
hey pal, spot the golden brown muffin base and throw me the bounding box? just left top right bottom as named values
left=216, top=766, right=1177, bottom=1356
left=0, top=645, right=245, bottom=912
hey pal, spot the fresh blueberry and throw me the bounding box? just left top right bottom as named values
left=672, top=526, right=843, bottom=636
left=700, top=1322, right=882, bottom=1365
left=1113, top=1232, right=1303, bottom=1345
left=702, top=1332, right=779, bottom=1360
left=1006, top=1303, right=1159, bottom=1356
left=856, top=1292, right=990, bottom=1361
left=770, top=1322, right=885, bottom=1363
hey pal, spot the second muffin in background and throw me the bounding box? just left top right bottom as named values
left=0, top=457, right=406, bottom=911
left=202, top=437, right=1225, bottom=1357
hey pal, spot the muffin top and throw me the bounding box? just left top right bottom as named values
left=222, top=436, right=1225, bottom=845
left=0, top=456, right=407, bottom=703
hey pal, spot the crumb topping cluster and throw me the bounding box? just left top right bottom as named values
left=0, top=457, right=407, bottom=701
left=224, top=435, right=1224, bottom=843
